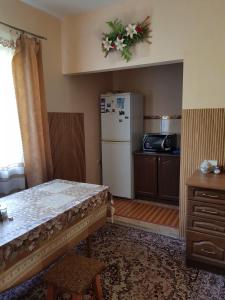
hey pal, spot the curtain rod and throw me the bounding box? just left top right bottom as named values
left=0, top=21, right=47, bottom=40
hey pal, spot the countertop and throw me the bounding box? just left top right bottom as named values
left=135, top=151, right=180, bottom=157
left=186, top=170, right=225, bottom=191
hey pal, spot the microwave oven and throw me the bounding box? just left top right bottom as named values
left=143, top=133, right=177, bottom=152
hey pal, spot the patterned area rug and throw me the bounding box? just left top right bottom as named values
left=1, top=224, right=225, bottom=300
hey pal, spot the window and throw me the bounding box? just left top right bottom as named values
left=0, top=42, right=25, bottom=195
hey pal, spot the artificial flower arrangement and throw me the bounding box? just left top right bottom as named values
left=102, top=16, right=151, bottom=62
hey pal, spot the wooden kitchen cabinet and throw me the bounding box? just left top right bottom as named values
left=134, top=154, right=158, bottom=198
left=158, top=155, right=180, bottom=202
left=134, top=152, right=180, bottom=204
left=186, top=171, right=225, bottom=274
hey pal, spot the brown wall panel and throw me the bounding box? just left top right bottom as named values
left=180, top=108, right=225, bottom=237
left=48, top=112, right=85, bottom=182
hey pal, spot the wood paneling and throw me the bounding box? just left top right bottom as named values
left=180, top=108, right=225, bottom=237
left=48, top=112, right=85, bottom=182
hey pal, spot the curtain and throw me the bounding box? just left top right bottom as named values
left=12, top=35, right=53, bottom=187
left=0, top=40, right=25, bottom=196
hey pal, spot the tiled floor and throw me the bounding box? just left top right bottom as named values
left=113, top=198, right=179, bottom=238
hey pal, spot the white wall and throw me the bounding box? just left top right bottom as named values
left=59, top=73, right=113, bottom=184
left=61, top=0, right=225, bottom=109
left=113, top=63, right=183, bottom=133
left=2, top=0, right=225, bottom=184
left=0, top=0, right=69, bottom=113
left=62, top=64, right=183, bottom=183
left=0, top=0, right=112, bottom=184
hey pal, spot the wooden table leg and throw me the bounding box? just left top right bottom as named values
left=87, top=236, right=92, bottom=257
left=93, top=274, right=104, bottom=300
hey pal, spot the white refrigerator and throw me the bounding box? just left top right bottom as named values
left=101, top=93, right=143, bottom=199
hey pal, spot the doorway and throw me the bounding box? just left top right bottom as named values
left=106, top=62, right=183, bottom=236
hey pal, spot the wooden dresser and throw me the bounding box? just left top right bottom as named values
left=186, top=170, right=225, bottom=273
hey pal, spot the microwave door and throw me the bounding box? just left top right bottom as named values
left=152, top=137, right=163, bottom=151
left=144, top=136, right=162, bottom=151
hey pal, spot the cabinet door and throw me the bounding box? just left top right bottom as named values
left=158, top=156, right=180, bottom=203
left=134, top=154, right=157, bottom=198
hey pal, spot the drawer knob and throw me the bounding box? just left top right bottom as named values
left=201, top=193, right=219, bottom=199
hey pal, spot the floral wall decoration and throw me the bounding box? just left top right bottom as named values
left=102, top=16, right=152, bottom=62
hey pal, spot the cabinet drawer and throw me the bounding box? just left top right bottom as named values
left=186, top=230, right=225, bottom=267
left=187, top=216, right=225, bottom=238
left=188, top=187, right=225, bottom=206
left=188, top=200, right=225, bottom=221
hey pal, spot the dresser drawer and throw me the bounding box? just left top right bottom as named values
left=186, top=230, right=225, bottom=267
left=188, top=200, right=225, bottom=221
left=188, top=187, right=225, bottom=206
left=187, top=216, right=225, bottom=238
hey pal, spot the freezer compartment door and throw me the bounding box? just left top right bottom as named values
left=101, top=95, right=130, bottom=141
left=102, top=141, right=132, bottom=199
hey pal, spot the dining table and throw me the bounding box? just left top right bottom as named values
left=0, top=179, right=111, bottom=293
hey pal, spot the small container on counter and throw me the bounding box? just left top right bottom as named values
left=214, top=166, right=221, bottom=174
left=0, top=204, right=8, bottom=222
left=200, top=160, right=213, bottom=174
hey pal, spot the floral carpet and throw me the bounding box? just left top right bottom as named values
left=1, top=224, right=225, bottom=300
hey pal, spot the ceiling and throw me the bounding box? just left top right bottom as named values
left=22, top=0, right=126, bottom=19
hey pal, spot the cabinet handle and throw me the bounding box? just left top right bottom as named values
left=199, top=209, right=219, bottom=215
left=201, top=248, right=216, bottom=255
left=200, top=193, right=219, bottom=199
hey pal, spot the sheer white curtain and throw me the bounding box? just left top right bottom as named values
left=0, top=40, right=25, bottom=196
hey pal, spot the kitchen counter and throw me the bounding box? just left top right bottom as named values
left=135, top=151, right=180, bottom=157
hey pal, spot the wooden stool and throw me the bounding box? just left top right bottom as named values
left=44, top=253, right=105, bottom=300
